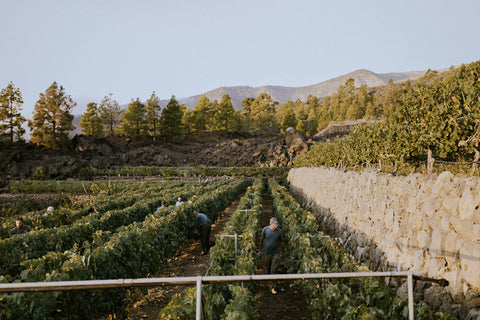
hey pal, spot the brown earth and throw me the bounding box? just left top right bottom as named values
left=0, top=131, right=311, bottom=189
left=108, top=190, right=311, bottom=320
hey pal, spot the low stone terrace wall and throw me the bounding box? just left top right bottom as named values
left=288, top=167, right=480, bottom=314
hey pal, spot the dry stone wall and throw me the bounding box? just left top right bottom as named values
left=288, top=167, right=480, bottom=301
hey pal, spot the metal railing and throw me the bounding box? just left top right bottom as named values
left=220, top=233, right=244, bottom=257
left=0, top=270, right=427, bottom=320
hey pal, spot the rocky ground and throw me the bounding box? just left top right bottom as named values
left=0, top=130, right=311, bottom=189
left=0, top=121, right=363, bottom=189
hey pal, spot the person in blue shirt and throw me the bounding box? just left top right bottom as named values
left=156, top=200, right=166, bottom=212
left=191, top=210, right=212, bottom=255
left=175, top=197, right=183, bottom=206
left=259, top=217, right=284, bottom=294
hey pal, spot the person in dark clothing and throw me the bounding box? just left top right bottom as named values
left=88, top=207, right=97, bottom=216
left=11, top=217, right=31, bottom=236
left=259, top=217, right=284, bottom=294
left=191, top=211, right=212, bottom=255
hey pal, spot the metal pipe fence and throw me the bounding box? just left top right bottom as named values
left=0, top=271, right=425, bottom=320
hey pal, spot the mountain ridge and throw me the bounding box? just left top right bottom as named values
left=174, top=68, right=426, bottom=110
left=71, top=68, right=426, bottom=121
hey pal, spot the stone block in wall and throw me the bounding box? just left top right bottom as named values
left=422, top=196, right=441, bottom=217
left=441, top=214, right=452, bottom=232
left=356, top=246, right=367, bottom=261
left=385, top=208, right=394, bottom=228
left=407, top=212, right=425, bottom=231
left=389, top=220, right=400, bottom=240
left=432, top=171, right=455, bottom=196
left=384, top=244, right=401, bottom=264
left=452, top=217, right=480, bottom=239
left=417, top=230, right=431, bottom=248
left=412, top=249, right=426, bottom=270
left=465, top=289, right=480, bottom=309
left=460, top=240, right=480, bottom=288
left=459, top=187, right=480, bottom=220
left=405, top=230, right=418, bottom=249
left=473, top=224, right=480, bottom=241
left=430, top=228, right=446, bottom=257
left=407, top=196, right=419, bottom=214
left=466, top=308, right=480, bottom=320
left=443, top=196, right=459, bottom=216
left=424, top=285, right=453, bottom=311
left=444, top=269, right=464, bottom=298
left=426, top=257, right=447, bottom=278
left=445, top=231, right=460, bottom=258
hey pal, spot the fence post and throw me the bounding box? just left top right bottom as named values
left=220, top=234, right=243, bottom=257
left=408, top=270, right=415, bottom=320
left=196, top=276, right=203, bottom=320
left=234, top=233, right=238, bottom=257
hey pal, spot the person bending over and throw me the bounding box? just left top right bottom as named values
left=191, top=210, right=212, bottom=255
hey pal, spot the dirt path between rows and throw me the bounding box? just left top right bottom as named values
left=121, top=189, right=311, bottom=319
left=252, top=191, right=310, bottom=320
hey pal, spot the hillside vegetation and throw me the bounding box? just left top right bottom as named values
left=296, top=61, right=480, bottom=174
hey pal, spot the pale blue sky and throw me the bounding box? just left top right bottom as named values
left=1, top=0, right=479, bottom=117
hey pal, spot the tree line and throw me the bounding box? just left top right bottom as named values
left=1, top=61, right=479, bottom=156
left=0, top=79, right=399, bottom=149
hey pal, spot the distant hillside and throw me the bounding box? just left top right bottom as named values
left=174, top=69, right=426, bottom=109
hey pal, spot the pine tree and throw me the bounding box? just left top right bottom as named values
left=160, top=96, right=184, bottom=142
left=99, top=94, right=121, bottom=136
left=241, top=97, right=255, bottom=132
left=278, top=101, right=298, bottom=134
left=192, top=95, right=212, bottom=133
left=294, top=99, right=307, bottom=121
left=346, top=85, right=367, bottom=120
left=296, top=120, right=306, bottom=134
left=250, top=93, right=278, bottom=136
left=145, top=91, right=161, bottom=140
left=317, top=95, right=332, bottom=130
left=216, top=94, right=234, bottom=133
left=382, top=79, right=403, bottom=117
left=0, top=82, right=26, bottom=142
left=305, top=95, right=320, bottom=135
left=79, top=102, right=103, bottom=137
left=182, top=108, right=194, bottom=135
left=29, top=82, right=75, bottom=149
left=231, top=110, right=246, bottom=134
left=333, top=78, right=356, bottom=121
left=119, top=98, right=148, bottom=139
left=306, top=109, right=319, bottom=136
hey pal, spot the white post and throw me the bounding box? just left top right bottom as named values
left=309, top=235, right=330, bottom=251
left=234, top=233, right=238, bottom=257
left=196, top=276, right=202, bottom=320
left=219, top=234, right=243, bottom=257
left=407, top=271, right=414, bottom=320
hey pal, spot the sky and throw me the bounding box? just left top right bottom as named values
left=1, top=0, right=479, bottom=118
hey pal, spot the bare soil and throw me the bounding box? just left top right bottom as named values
left=118, top=190, right=311, bottom=320
left=0, top=133, right=299, bottom=188
left=253, top=191, right=310, bottom=320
